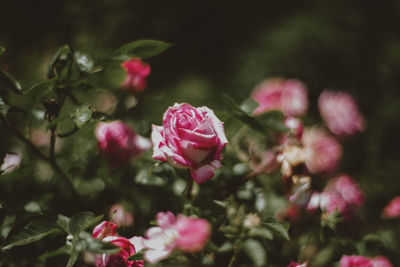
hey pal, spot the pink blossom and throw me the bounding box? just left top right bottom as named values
left=318, top=90, right=365, bottom=136
left=302, top=128, right=342, bottom=174
left=251, top=78, right=308, bottom=116
left=121, top=58, right=150, bottom=93
left=285, top=117, right=303, bottom=139
left=382, top=196, right=400, bottom=218
left=95, top=121, right=151, bottom=168
left=109, top=204, right=134, bottom=227
left=151, top=103, right=228, bottom=184
left=340, top=255, right=373, bottom=267
left=143, top=211, right=211, bottom=263
left=320, top=175, right=364, bottom=217
left=1, top=153, right=21, bottom=174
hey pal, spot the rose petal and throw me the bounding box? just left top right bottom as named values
left=190, top=160, right=222, bottom=184
left=180, top=140, right=213, bottom=166
left=144, top=248, right=173, bottom=264
left=151, top=125, right=167, bottom=161
left=179, top=128, right=218, bottom=147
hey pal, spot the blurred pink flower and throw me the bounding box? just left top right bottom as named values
left=285, top=116, right=303, bottom=140
left=121, top=58, right=150, bottom=93
left=251, top=78, right=308, bottom=116
left=109, top=204, right=134, bottom=227
left=340, top=255, right=373, bottom=267
left=152, top=103, right=228, bottom=184
left=320, top=175, right=364, bottom=217
left=92, top=221, right=118, bottom=240
left=287, top=261, right=307, bottom=267
left=340, top=255, right=393, bottom=267
left=95, top=121, right=151, bottom=168
left=382, top=196, right=400, bottom=218
left=302, top=128, right=342, bottom=174
left=143, top=211, right=211, bottom=263
left=318, top=90, right=365, bottom=136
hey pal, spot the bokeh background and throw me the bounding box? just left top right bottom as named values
left=1, top=0, right=400, bottom=265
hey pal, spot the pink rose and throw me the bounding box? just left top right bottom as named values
left=121, top=58, right=150, bottom=93
left=318, top=90, right=365, bottom=136
left=382, top=196, right=400, bottom=218
left=95, top=121, right=151, bottom=168
left=302, top=128, right=342, bottom=174
left=143, top=211, right=211, bottom=263
left=92, top=221, right=143, bottom=267
left=340, top=255, right=373, bottom=267
left=109, top=204, right=134, bottom=227
left=151, top=103, right=228, bottom=184
left=251, top=78, right=308, bottom=116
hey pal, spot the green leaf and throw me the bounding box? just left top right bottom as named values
left=0, top=97, right=10, bottom=116
left=76, top=238, right=120, bottom=254
left=69, top=212, right=102, bottom=236
left=240, top=98, right=259, bottom=114
left=127, top=252, right=144, bottom=261
left=116, top=39, right=172, bottom=60
left=2, top=216, right=60, bottom=250
left=38, top=245, right=71, bottom=261
left=256, top=110, right=288, bottom=132
left=56, top=214, right=71, bottom=233
left=242, top=239, right=267, bottom=267
left=263, top=220, right=290, bottom=241
left=248, top=227, right=274, bottom=240
left=66, top=249, right=79, bottom=267
left=47, top=45, right=73, bottom=80
left=0, top=47, right=5, bottom=56
left=74, top=51, right=94, bottom=73
left=72, top=104, right=93, bottom=128
left=0, top=70, right=22, bottom=94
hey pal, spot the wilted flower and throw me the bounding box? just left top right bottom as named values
left=251, top=78, right=308, bottom=116
left=302, top=128, right=342, bottom=174
left=277, top=144, right=307, bottom=177
left=152, top=103, right=228, bottom=184
left=109, top=204, right=134, bottom=227
left=121, top=58, right=150, bottom=93
left=382, top=196, right=400, bottom=218
left=142, top=211, right=211, bottom=263
left=318, top=90, right=365, bottom=136
left=95, top=121, right=151, bottom=168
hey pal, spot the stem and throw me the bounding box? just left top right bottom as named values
left=57, top=125, right=79, bottom=138
left=0, top=113, right=76, bottom=194
left=65, top=90, right=80, bottom=105
left=181, top=171, right=193, bottom=201
left=49, top=126, right=56, bottom=160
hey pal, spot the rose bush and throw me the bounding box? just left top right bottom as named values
left=151, top=103, right=228, bottom=184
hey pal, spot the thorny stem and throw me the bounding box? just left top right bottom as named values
left=0, top=113, right=76, bottom=194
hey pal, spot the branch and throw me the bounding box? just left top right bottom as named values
left=0, top=113, right=76, bottom=194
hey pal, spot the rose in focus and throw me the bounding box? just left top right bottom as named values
left=121, top=58, right=150, bottom=93
left=95, top=121, right=151, bottom=168
left=152, top=103, right=228, bottom=184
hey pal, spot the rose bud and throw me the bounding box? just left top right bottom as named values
left=371, top=256, right=393, bottom=267
left=92, top=221, right=118, bottom=240
left=287, top=261, right=307, bottom=267
left=251, top=78, right=308, bottom=116
left=121, top=58, right=150, bottom=93
left=95, top=121, right=151, bottom=168
left=151, top=103, right=228, bottom=184
left=109, top=204, right=134, bottom=227
left=318, top=90, right=365, bottom=136
left=340, top=255, right=373, bottom=267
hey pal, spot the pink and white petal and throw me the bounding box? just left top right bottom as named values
left=180, top=140, right=212, bottom=166
left=190, top=160, right=222, bottom=184
left=144, top=248, right=173, bottom=264
left=129, top=236, right=145, bottom=253
left=179, top=128, right=217, bottom=146
left=160, top=145, right=191, bottom=168
left=198, top=106, right=228, bottom=145
left=151, top=125, right=167, bottom=161
left=134, top=135, right=152, bottom=152
left=156, top=211, right=176, bottom=228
